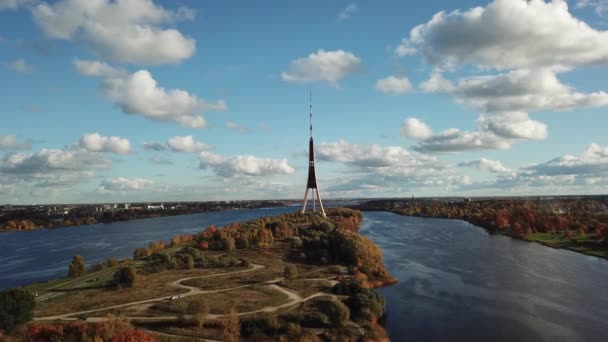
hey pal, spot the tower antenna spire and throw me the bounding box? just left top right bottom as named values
left=309, top=90, right=312, bottom=138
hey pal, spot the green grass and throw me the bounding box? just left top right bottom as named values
left=525, top=233, right=608, bottom=258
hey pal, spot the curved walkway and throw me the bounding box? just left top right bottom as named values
left=34, top=265, right=338, bottom=322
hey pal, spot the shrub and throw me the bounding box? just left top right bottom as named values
left=113, top=266, right=137, bottom=288
left=289, top=236, right=303, bottom=249
left=345, top=288, right=386, bottom=321
left=0, top=288, right=35, bottom=332
left=222, top=237, right=236, bottom=251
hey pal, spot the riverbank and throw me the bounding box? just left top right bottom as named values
left=5, top=208, right=396, bottom=341
left=352, top=198, right=608, bottom=261
left=0, top=203, right=291, bottom=233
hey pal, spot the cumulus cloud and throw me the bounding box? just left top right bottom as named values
left=281, top=49, right=362, bottom=84
left=397, top=0, right=608, bottom=70
left=76, top=63, right=227, bottom=128
left=79, top=133, right=131, bottom=155
left=166, top=135, right=209, bottom=153
left=7, top=58, right=33, bottom=73
left=0, top=147, right=110, bottom=188
left=32, top=0, right=196, bottom=65
left=375, top=76, right=413, bottom=95
left=412, top=128, right=512, bottom=153
left=400, top=118, right=433, bottom=139
left=199, top=151, right=295, bottom=177
left=98, top=177, right=154, bottom=192
left=458, top=158, right=512, bottom=173
left=73, top=59, right=125, bottom=77
left=0, top=135, right=31, bottom=150
left=434, top=69, right=608, bottom=114
left=525, top=143, right=608, bottom=176
left=338, top=3, right=358, bottom=20
left=316, top=140, right=444, bottom=177
left=480, top=112, right=547, bottom=141
left=226, top=121, right=251, bottom=134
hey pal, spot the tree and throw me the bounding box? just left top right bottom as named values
left=283, top=265, right=298, bottom=280
left=113, top=266, right=137, bottom=288
left=221, top=306, right=240, bottom=342
left=109, top=329, right=155, bottom=342
left=325, top=300, right=350, bottom=327
left=0, top=288, right=35, bottom=332
left=188, top=298, right=210, bottom=329
left=222, top=236, right=236, bottom=251
left=186, top=255, right=195, bottom=270
left=67, top=255, right=86, bottom=277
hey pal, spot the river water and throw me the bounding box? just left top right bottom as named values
left=1, top=209, right=607, bottom=341
left=360, top=211, right=608, bottom=342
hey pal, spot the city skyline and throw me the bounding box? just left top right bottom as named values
left=2, top=0, right=608, bottom=204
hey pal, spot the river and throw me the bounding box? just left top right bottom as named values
left=1, top=209, right=607, bottom=341
left=360, top=211, right=608, bottom=342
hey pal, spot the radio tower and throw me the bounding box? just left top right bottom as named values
left=301, top=91, right=326, bottom=217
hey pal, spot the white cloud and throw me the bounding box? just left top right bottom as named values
left=98, top=177, right=154, bottom=191
left=7, top=58, right=33, bottom=73
left=412, top=128, right=512, bottom=153
left=375, top=76, right=413, bottom=95
left=79, top=133, right=131, bottom=155
left=32, top=0, right=196, bottom=65
left=316, top=140, right=443, bottom=174
left=73, top=59, right=125, bottom=77
left=167, top=135, right=209, bottom=153
left=0, top=135, right=31, bottom=150
left=0, top=0, right=31, bottom=10
left=443, top=69, right=608, bottom=113
left=95, top=69, right=225, bottom=128
left=525, top=143, right=608, bottom=176
left=458, top=158, right=511, bottom=173
left=226, top=121, right=251, bottom=134
left=480, top=112, right=547, bottom=141
left=0, top=147, right=110, bottom=188
left=338, top=3, right=358, bottom=20
left=281, top=49, right=362, bottom=84
left=576, top=0, right=608, bottom=17
left=199, top=151, right=295, bottom=177
left=396, top=0, right=608, bottom=70
left=401, top=118, right=433, bottom=139
left=420, top=72, right=454, bottom=93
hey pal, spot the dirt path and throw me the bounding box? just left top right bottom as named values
left=34, top=264, right=338, bottom=322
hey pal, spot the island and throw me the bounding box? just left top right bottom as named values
left=0, top=208, right=396, bottom=341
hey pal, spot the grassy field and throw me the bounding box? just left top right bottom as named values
left=524, top=232, right=608, bottom=258
left=278, top=279, right=334, bottom=298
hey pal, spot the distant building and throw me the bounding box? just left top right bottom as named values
left=147, top=204, right=164, bottom=210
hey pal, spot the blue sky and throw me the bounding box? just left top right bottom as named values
left=1, top=0, right=608, bottom=204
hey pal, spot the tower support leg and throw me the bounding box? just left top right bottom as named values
left=301, top=188, right=309, bottom=214
left=315, top=187, right=326, bottom=218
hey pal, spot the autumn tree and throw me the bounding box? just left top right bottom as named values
left=67, top=255, right=86, bottom=277
left=221, top=306, right=240, bottom=342
left=188, top=298, right=210, bottom=329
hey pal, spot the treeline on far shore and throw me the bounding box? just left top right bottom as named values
left=354, top=198, right=608, bottom=257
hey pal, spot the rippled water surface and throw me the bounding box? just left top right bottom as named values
left=0, top=207, right=295, bottom=289
left=360, top=211, right=608, bottom=342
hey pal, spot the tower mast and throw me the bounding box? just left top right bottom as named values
left=301, top=91, right=326, bottom=217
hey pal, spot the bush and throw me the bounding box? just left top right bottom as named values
left=113, top=266, right=137, bottom=288
left=0, top=288, right=35, bottom=332
left=345, top=288, right=386, bottom=321
left=222, top=237, right=236, bottom=251
left=324, top=300, right=350, bottom=327
left=67, top=255, right=86, bottom=277
left=106, top=258, right=119, bottom=267
left=289, top=237, right=303, bottom=249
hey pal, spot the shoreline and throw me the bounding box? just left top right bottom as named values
left=0, top=206, right=291, bottom=233
left=372, top=209, right=608, bottom=261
